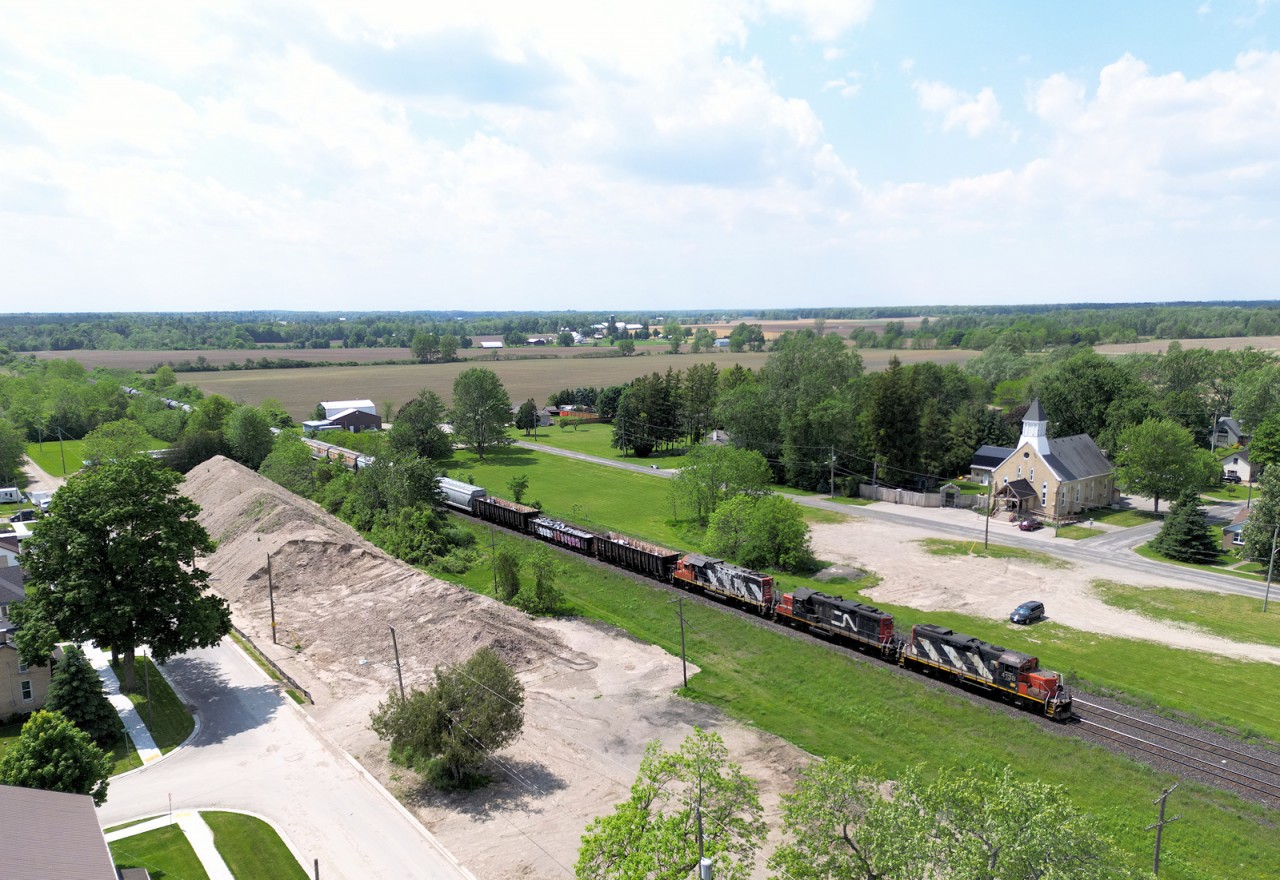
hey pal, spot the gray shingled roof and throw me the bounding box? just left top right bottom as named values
left=0, top=566, right=24, bottom=605
left=1025, top=398, right=1046, bottom=422
left=0, top=785, right=117, bottom=880
left=1042, top=434, right=1112, bottom=481
left=971, top=445, right=1014, bottom=469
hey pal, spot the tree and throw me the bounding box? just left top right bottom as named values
left=449, top=368, right=512, bottom=460
left=389, top=390, right=453, bottom=460
left=515, top=399, right=539, bottom=436
left=664, top=322, right=687, bottom=354
left=494, top=545, right=521, bottom=601
left=369, top=646, right=524, bottom=788
left=669, top=445, right=772, bottom=525
left=0, top=420, right=28, bottom=485
left=438, top=334, right=459, bottom=362
left=0, top=710, right=112, bottom=805
left=82, top=419, right=151, bottom=466
left=46, top=644, right=119, bottom=747
left=706, top=494, right=813, bottom=572
left=411, top=330, right=440, bottom=363
left=576, top=728, right=764, bottom=880
left=558, top=331, right=575, bottom=347
left=515, top=545, right=562, bottom=615
left=617, top=339, right=636, bottom=356
left=224, top=406, right=274, bottom=470
left=15, top=457, right=230, bottom=693
left=1152, top=489, right=1221, bottom=564
left=507, top=474, right=530, bottom=504
left=1249, top=413, right=1280, bottom=475
left=1113, top=418, right=1220, bottom=512
left=258, top=434, right=319, bottom=497
left=772, top=760, right=1130, bottom=880
left=1242, top=465, right=1280, bottom=569
left=154, top=364, right=177, bottom=388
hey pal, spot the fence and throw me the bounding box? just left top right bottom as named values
left=856, top=484, right=987, bottom=511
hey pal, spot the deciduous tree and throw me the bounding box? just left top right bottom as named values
left=1114, top=418, right=1220, bottom=512
left=669, top=445, right=771, bottom=525
left=1242, top=465, right=1280, bottom=570
left=389, top=390, right=452, bottom=460
left=82, top=419, right=151, bottom=466
left=515, top=399, right=539, bottom=436
left=258, top=434, right=319, bottom=497
left=1249, top=413, right=1280, bottom=475
left=706, top=494, right=813, bottom=572
left=576, top=728, right=764, bottom=880
left=0, top=710, right=112, bottom=805
left=224, top=405, right=274, bottom=470
left=370, top=647, right=524, bottom=789
left=449, top=368, right=512, bottom=460
left=494, top=545, right=521, bottom=601
left=15, top=457, right=230, bottom=693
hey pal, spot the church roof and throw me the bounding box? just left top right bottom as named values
left=1041, top=434, right=1112, bottom=481
left=1025, top=398, right=1046, bottom=422
left=972, top=444, right=1014, bottom=470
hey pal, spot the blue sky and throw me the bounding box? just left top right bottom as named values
left=2, top=1, right=1279, bottom=313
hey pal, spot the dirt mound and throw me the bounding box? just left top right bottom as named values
left=183, top=457, right=585, bottom=699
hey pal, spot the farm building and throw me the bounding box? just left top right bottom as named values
left=312, top=399, right=381, bottom=433
left=320, top=399, right=376, bottom=419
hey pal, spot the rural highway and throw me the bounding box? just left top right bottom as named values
left=514, top=440, right=1274, bottom=602
left=98, top=639, right=474, bottom=880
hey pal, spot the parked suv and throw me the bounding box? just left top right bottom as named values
left=1223, top=473, right=1242, bottom=484
left=8, top=508, right=38, bottom=523
left=1010, top=601, right=1045, bottom=625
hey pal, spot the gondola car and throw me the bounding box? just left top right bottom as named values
left=596, top=533, right=682, bottom=581
left=672, top=554, right=773, bottom=613
left=473, top=495, right=541, bottom=532
left=774, top=588, right=897, bottom=659
left=900, top=623, right=1072, bottom=718
left=531, top=516, right=595, bottom=554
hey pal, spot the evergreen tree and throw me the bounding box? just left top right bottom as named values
left=1151, top=489, right=1221, bottom=564
left=46, top=645, right=120, bottom=747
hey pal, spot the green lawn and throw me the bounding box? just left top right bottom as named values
left=25, top=436, right=170, bottom=477
left=1056, top=525, right=1105, bottom=540
left=204, top=811, right=308, bottom=880
left=1201, top=483, right=1254, bottom=502
left=1133, top=542, right=1262, bottom=582
left=440, top=516, right=1280, bottom=880
left=1094, top=580, right=1280, bottom=648
left=509, top=422, right=695, bottom=468
left=111, top=656, right=194, bottom=751
left=918, top=537, right=1072, bottom=569
left=1090, top=507, right=1163, bottom=527
left=110, top=824, right=211, bottom=880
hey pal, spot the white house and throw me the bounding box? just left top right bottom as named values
left=1223, top=448, right=1255, bottom=483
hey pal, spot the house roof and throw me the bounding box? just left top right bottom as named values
left=0, top=534, right=19, bottom=555
left=998, top=479, right=1038, bottom=499
left=1040, top=434, right=1112, bottom=482
left=0, top=784, right=118, bottom=880
left=1217, top=417, right=1244, bottom=439
left=972, top=444, right=1014, bottom=470
left=0, top=566, right=24, bottom=604
left=330, top=408, right=379, bottom=422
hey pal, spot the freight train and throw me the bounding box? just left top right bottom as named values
left=301, top=436, right=375, bottom=471
left=439, top=476, right=1073, bottom=720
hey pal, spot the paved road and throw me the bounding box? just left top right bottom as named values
left=98, top=639, right=473, bottom=880
left=515, top=440, right=1275, bottom=601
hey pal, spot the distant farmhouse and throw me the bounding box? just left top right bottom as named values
left=304, top=399, right=381, bottom=434
left=971, top=400, right=1116, bottom=523
left=1213, top=416, right=1247, bottom=448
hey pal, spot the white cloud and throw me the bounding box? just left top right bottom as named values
left=914, top=79, right=1003, bottom=136
left=762, top=0, right=875, bottom=42
left=821, top=70, right=862, bottom=98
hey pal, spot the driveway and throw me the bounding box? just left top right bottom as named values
left=98, top=638, right=473, bottom=880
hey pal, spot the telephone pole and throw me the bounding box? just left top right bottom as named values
left=267, top=553, right=277, bottom=644
left=1264, top=524, right=1279, bottom=613
left=1146, top=784, right=1181, bottom=876
left=675, top=597, right=689, bottom=688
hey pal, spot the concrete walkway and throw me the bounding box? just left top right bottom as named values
left=81, top=642, right=162, bottom=766
left=105, top=811, right=235, bottom=880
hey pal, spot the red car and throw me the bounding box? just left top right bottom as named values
left=1018, top=518, right=1043, bottom=532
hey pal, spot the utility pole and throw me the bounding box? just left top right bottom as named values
left=490, top=525, right=498, bottom=595
left=267, top=553, right=277, bottom=644
left=675, top=597, right=689, bottom=688
left=829, top=446, right=835, bottom=499
left=389, top=625, right=405, bottom=700
left=1265, top=524, right=1279, bottom=613
left=1209, top=412, right=1218, bottom=451
left=1146, top=784, right=1181, bottom=877
left=984, top=480, right=994, bottom=550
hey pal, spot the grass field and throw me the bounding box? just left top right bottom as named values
left=25, top=435, right=170, bottom=478
left=1094, top=580, right=1280, bottom=647
left=203, top=811, right=309, bottom=879
left=510, top=422, right=695, bottom=468
left=1091, top=507, right=1162, bottom=527
left=918, top=537, right=1072, bottom=569
left=441, top=516, right=1280, bottom=880
left=110, top=824, right=210, bottom=880
left=111, top=656, right=194, bottom=752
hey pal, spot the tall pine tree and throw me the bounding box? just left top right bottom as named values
left=1152, top=489, right=1220, bottom=564
left=46, top=644, right=120, bottom=747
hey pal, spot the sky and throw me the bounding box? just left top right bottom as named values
left=3, top=1, right=1280, bottom=314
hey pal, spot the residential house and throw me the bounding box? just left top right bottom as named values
left=1223, top=447, right=1255, bottom=483
left=1213, top=416, right=1247, bottom=449
left=0, top=785, right=119, bottom=879
left=1221, top=507, right=1250, bottom=553
left=974, top=400, right=1116, bottom=522
left=1, top=565, right=56, bottom=722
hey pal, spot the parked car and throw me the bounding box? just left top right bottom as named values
left=1010, top=601, right=1046, bottom=625
left=8, top=508, right=38, bottom=523
left=1017, top=518, right=1043, bottom=531
left=1223, top=473, right=1242, bottom=484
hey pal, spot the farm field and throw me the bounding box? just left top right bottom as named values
left=181, top=347, right=978, bottom=418
left=445, top=516, right=1280, bottom=880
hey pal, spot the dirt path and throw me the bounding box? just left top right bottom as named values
left=20, top=454, right=66, bottom=495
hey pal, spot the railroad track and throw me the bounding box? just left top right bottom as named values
left=1074, top=698, right=1280, bottom=803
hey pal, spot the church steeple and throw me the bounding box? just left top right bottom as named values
left=1021, top=399, right=1050, bottom=456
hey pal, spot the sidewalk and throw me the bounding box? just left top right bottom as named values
left=81, top=642, right=162, bottom=766
left=106, top=811, right=235, bottom=880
